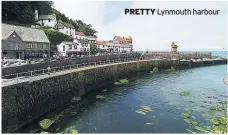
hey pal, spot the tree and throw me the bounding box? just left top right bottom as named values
left=17, top=5, right=34, bottom=23
left=90, top=45, right=98, bottom=55
left=2, top=1, right=53, bottom=23
left=40, top=27, right=72, bottom=52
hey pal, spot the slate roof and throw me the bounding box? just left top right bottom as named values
left=96, top=41, right=105, bottom=45
left=63, top=41, right=78, bottom=45
left=2, top=23, right=50, bottom=43
left=113, top=36, right=132, bottom=42
left=75, top=31, right=85, bottom=36
left=38, top=14, right=56, bottom=20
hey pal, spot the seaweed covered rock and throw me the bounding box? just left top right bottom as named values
left=152, top=67, right=159, bottom=73
left=182, top=113, right=190, bottom=118
left=179, top=91, right=190, bottom=96
left=119, top=79, right=129, bottom=84
left=39, top=119, right=55, bottom=130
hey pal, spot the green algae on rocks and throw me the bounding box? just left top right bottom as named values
left=182, top=113, right=190, bottom=118
left=70, top=129, right=78, bottom=134
left=179, top=91, right=190, bottom=96
left=210, top=118, right=220, bottom=125
left=39, top=119, right=55, bottom=130
left=115, top=79, right=129, bottom=85
left=119, top=79, right=129, bottom=84
left=152, top=67, right=159, bottom=73
left=140, top=105, right=152, bottom=112
left=135, top=110, right=146, bottom=115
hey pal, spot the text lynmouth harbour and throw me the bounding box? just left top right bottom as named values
left=125, top=8, right=221, bottom=16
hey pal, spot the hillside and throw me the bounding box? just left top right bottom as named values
left=2, top=1, right=98, bottom=37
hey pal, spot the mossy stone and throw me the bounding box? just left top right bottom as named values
left=210, top=106, right=216, bottom=111
left=182, top=113, right=190, bottom=118
left=152, top=67, right=158, bottom=72
left=39, top=119, right=54, bottom=130
left=70, top=129, right=78, bottom=134
left=179, top=91, right=190, bottom=96
left=210, top=118, right=220, bottom=125
left=119, top=79, right=129, bottom=84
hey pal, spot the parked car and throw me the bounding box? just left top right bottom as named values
left=3, top=57, right=18, bottom=64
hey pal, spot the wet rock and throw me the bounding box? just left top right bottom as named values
left=39, top=119, right=54, bottom=130
left=179, top=91, right=190, bottom=96
left=70, top=97, right=81, bottom=103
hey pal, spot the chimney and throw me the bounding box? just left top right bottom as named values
left=34, top=9, right=38, bottom=21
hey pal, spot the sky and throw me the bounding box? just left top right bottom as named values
left=54, top=1, right=228, bottom=51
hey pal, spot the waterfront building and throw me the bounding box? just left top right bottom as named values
left=2, top=23, right=50, bottom=59
left=96, top=41, right=107, bottom=54
left=73, top=32, right=90, bottom=56
left=113, top=36, right=133, bottom=52
left=57, top=41, right=79, bottom=57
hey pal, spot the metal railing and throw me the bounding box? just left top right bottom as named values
left=2, top=57, right=150, bottom=81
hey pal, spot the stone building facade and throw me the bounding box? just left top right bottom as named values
left=2, top=24, right=50, bottom=59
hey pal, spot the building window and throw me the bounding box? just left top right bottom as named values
left=63, top=45, right=65, bottom=51
left=74, top=45, right=77, bottom=49
left=48, top=18, right=51, bottom=22
left=3, top=51, right=7, bottom=55
left=42, top=44, right=46, bottom=48
left=66, top=31, right=68, bottom=34
left=103, top=45, right=105, bottom=48
left=28, top=43, right=32, bottom=48
left=69, top=45, right=72, bottom=49
left=85, top=44, right=88, bottom=47
left=33, top=44, right=38, bottom=48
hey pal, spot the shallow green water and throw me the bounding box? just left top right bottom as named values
left=21, top=64, right=228, bottom=133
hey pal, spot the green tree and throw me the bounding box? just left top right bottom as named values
left=90, top=45, right=98, bottom=55
left=17, top=5, right=34, bottom=23
left=2, top=1, right=53, bottom=24
left=40, top=27, right=72, bottom=52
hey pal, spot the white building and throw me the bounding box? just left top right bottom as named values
left=96, top=41, right=108, bottom=52
left=87, top=36, right=97, bottom=45
left=57, top=41, right=79, bottom=57
left=35, top=10, right=57, bottom=28
left=56, top=20, right=75, bottom=36
left=72, top=32, right=90, bottom=55
left=119, top=44, right=132, bottom=53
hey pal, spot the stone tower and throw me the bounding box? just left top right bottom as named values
left=34, top=10, right=38, bottom=21
left=171, top=42, right=178, bottom=54
left=171, top=42, right=178, bottom=59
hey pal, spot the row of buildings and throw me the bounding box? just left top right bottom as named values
left=1, top=10, right=133, bottom=59
left=35, top=9, right=133, bottom=57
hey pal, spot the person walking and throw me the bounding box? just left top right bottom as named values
left=47, top=65, right=51, bottom=75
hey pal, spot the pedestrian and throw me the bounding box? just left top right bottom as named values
left=47, top=65, right=51, bottom=75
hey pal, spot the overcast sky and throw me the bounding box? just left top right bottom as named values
left=54, top=1, right=228, bottom=51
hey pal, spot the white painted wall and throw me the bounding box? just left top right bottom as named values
left=58, top=27, right=75, bottom=36
left=37, top=19, right=57, bottom=28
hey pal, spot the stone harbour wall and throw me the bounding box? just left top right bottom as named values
left=2, top=59, right=227, bottom=133
left=2, top=53, right=141, bottom=77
